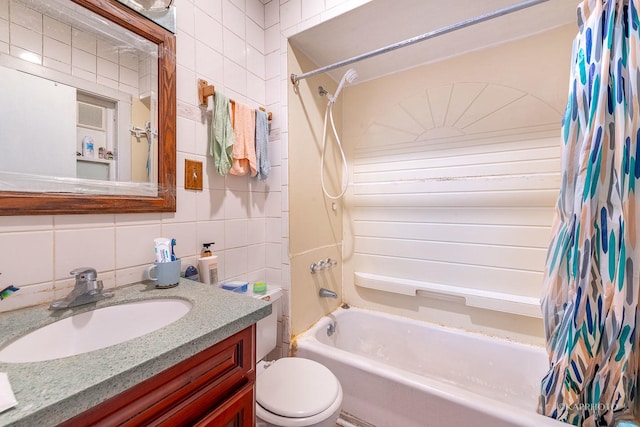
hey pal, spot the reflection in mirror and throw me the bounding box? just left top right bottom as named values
left=115, top=0, right=176, bottom=33
left=0, top=0, right=176, bottom=214
left=1, top=0, right=158, bottom=195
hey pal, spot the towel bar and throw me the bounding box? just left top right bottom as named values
left=197, top=79, right=272, bottom=121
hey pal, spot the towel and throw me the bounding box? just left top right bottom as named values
left=229, top=103, right=257, bottom=177
left=254, top=109, right=270, bottom=180
left=0, top=373, right=17, bottom=414
left=210, top=92, right=235, bottom=176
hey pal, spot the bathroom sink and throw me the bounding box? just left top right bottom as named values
left=0, top=299, right=192, bottom=363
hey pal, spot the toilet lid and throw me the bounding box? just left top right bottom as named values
left=257, top=357, right=340, bottom=418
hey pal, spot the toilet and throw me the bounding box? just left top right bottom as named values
left=251, top=287, right=343, bottom=427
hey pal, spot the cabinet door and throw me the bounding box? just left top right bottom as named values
left=194, top=382, right=255, bottom=427
left=58, top=325, right=255, bottom=427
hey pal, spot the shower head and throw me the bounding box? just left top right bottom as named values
left=330, top=68, right=358, bottom=103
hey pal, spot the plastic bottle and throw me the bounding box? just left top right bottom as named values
left=82, top=136, right=95, bottom=158
left=198, top=242, right=218, bottom=285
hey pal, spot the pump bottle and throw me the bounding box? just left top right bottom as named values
left=198, top=242, right=218, bottom=285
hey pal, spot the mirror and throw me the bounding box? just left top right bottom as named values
left=0, top=0, right=176, bottom=215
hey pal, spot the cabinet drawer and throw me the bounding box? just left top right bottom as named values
left=58, top=325, right=255, bottom=427
left=194, top=382, right=255, bottom=427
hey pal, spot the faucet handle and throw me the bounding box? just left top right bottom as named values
left=70, top=267, right=97, bottom=281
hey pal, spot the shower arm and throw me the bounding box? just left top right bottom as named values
left=290, top=0, right=549, bottom=85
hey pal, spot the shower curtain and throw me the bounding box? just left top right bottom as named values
left=539, top=0, right=640, bottom=425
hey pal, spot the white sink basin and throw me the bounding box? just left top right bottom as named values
left=0, top=299, right=192, bottom=363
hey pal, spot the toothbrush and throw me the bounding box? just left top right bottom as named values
left=171, top=238, right=177, bottom=261
left=0, top=285, right=20, bottom=300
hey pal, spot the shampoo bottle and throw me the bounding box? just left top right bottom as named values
left=198, top=242, right=218, bottom=285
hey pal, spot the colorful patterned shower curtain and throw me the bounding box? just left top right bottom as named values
left=539, top=1, right=640, bottom=425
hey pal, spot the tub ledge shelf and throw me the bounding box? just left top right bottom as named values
left=354, top=272, right=542, bottom=318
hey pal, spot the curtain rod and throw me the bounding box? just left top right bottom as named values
left=290, top=0, right=550, bottom=85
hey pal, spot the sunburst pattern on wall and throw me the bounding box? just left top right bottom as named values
left=354, top=82, right=562, bottom=157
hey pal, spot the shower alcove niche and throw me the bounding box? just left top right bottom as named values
left=287, top=0, right=576, bottom=344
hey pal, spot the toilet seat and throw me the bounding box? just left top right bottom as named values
left=256, top=357, right=343, bottom=426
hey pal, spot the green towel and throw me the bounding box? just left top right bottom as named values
left=210, top=92, right=235, bottom=176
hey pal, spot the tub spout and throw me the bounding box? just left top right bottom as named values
left=319, top=288, right=337, bottom=298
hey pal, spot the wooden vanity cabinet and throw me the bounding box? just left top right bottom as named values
left=58, top=325, right=256, bottom=427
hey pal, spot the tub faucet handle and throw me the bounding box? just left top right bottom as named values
left=319, top=288, right=338, bottom=298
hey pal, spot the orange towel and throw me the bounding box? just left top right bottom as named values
left=229, top=102, right=257, bottom=176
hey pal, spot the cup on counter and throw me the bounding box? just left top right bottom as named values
left=145, top=259, right=181, bottom=288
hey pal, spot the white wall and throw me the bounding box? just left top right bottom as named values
left=0, top=66, right=77, bottom=178
left=0, top=0, right=287, bottom=346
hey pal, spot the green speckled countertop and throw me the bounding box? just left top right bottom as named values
left=0, top=279, right=271, bottom=427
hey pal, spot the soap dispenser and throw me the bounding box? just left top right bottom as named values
left=198, top=242, right=218, bottom=285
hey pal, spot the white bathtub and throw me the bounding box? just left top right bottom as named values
left=294, top=307, right=564, bottom=427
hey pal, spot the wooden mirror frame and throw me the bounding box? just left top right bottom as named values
left=0, top=0, right=176, bottom=215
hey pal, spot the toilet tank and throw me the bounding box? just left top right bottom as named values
left=252, top=287, right=283, bottom=361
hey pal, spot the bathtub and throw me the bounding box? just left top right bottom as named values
left=294, top=307, right=564, bottom=427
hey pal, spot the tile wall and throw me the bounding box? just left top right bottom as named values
left=0, top=0, right=371, bottom=359
left=0, top=0, right=147, bottom=96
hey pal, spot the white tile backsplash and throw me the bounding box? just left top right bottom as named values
left=96, top=75, right=117, bottom=90
left=195, top=41, right=224, bottom=83
left=97, top=38, right=118, bottom=62
left=246, top=44, right=265, bottom=78
left=10, top=23, right=41, bottom=54
left=44, top=36, right=70, bottom=64
left=97, top=57, right=118, bottom=80
left=265, top=242, right=281, bottom=268
left=279, top=0, right=301, bottom=30
left=265, top=191, right=282, bottom=218
left=195, top=0, right=222, bottom=21
left=71, top=29, right=96, bottom=54
left=160, top=222, right=198, bottom=260
left=246, top=17, right=264, bottom=52
left=247, top=69, right=265, bottom=104
left=176, top=0, right=195, bottom=36
left=224, top=57, right=247, bottom=94
left=265, top=217, right=281, bottom=242
left=9, top=1, right=41, bottom=32
left=246, top=0, right=265, bottom=28
left=115, top=224, right=162, bottom=268
left=301, top=0, right=324, bottom=20
left=225, top=219, right=249, bottom=248
left=54, top=228, right=116, bottom=279
left=225, top=246, right=249, bottom=278
left=43, top=54, right=69, bottom=73
left=43, top=16, right=70, bottom=44
left=72, top=47, right=96, bottom=73
left=223, top=28, right=246, bottom=67
left=224, top=190, right=251, bottom=219
left=265, top=0, right=279, bottom=29
left=119, top=50, right=139, bottom=71
left=195, top=10, right=223, bottom=54
left=0, top=0, right=7, bottom=20
left=247, top=218, right=266, bottom=244
left=0, top=231, right=54, bottom=285
left=118, top=64, right=139, bottom=87
left=177, top=32, right=196, bottom=70
left=222, top=0, right=246, bottom=37
left=176, top=64, right=197, bottom=104
left=197, top=189, right=226, bottom=221
left=247, top=243, right=266, bottom=271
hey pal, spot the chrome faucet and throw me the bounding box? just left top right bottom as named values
left=319, top=288, right=338, bottom=298
left=49, top=267, right=114, bottom=310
